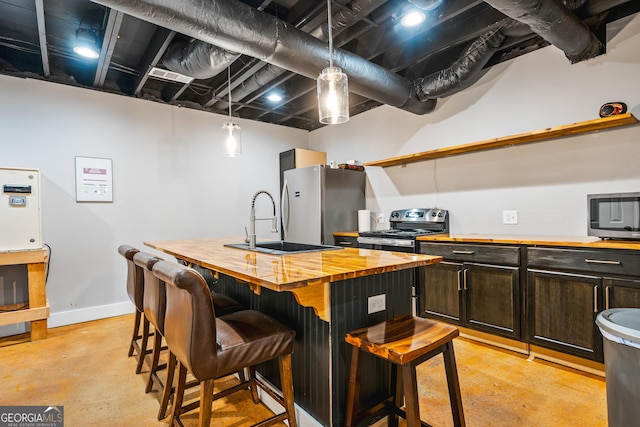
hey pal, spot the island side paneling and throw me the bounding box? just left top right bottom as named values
left=216, top=269, right=414, bottom=426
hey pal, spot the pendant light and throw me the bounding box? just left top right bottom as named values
left=222, top=66, right=242, bottom=157
left=317, top=0, right=349, bottom=124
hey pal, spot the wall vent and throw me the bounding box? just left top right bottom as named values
left=149, top=67, right=194, bottom=84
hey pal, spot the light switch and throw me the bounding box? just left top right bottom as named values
left=503, top=210, right=518, bottom=225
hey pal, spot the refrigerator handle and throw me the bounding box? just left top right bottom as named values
left=281, top=179, right=290, bottom=240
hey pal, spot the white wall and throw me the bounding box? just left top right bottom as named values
left=2, top=14, right=640, bottom=328
left=310, top=14, right=640, bottom=237
left=0, top=76, right=308, bottom=326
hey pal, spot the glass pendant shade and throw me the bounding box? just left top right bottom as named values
left=222, top=121, right=242, bottom=157
left=317, top=67, right=349, bottom=124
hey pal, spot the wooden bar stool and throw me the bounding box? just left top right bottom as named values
left=344, top=314, right=465, bottom=427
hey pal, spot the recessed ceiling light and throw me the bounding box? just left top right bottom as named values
left=73, top=28, right=100, bottom=59
left=266, top=93, right=283, bottom=102
left=401, top=11, right=426, bottom=27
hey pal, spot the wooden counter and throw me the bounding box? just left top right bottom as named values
left=333, top=231, right=359, bottom=237
left=416, top=233, right=640, bottom=250
left=145, top=237, right=440, bottom=292
left=145, top=237, right=441, bottom=427
left=0, top=249, right=49, bottom=343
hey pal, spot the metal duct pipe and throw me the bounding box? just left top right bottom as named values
left=214, top=0, right=389, bottom=110
left=163, top=40, right=240, bottom=79
left=310, top=0, right=388, bottom=40
left=91, top=0, right=434, bottom=114
left=415, top=28, right=506, bottom=100
left=483, top=0, right=604, bottom=63
left=214, top=63, right=283, bottom=110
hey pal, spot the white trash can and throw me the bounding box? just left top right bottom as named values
left=596, top=308, right=640, bottom=427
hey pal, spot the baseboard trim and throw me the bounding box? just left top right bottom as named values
left=48, top=302, right=134, bottom=328
left=529, top=345, right=605, bottom=377
left=458, top=326, right=529, bottom=355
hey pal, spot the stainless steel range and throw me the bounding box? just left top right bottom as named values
left=358, top=208, right=449, bottom=316
left=358, top=208, right=449, bottom=252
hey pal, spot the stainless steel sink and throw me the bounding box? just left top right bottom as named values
left=224, top=241, right=342, bottom=255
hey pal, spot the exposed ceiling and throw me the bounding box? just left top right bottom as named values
left=0, top=0, right=638, bottom=131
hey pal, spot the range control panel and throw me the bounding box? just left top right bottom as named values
left=389, top=208, right=448, bottom=224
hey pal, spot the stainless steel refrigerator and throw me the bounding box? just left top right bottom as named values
left=282, top=165, right=365, bottom=245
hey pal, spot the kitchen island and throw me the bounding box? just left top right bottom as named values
left=145, top=237, right=442, bottom=427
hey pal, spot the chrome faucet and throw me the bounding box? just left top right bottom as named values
left=247, top=190, right=279, bottom=249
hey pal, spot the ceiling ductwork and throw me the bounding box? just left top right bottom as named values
left=92, top=0, right=606, bottom=118
left=483, top=0, right=604, bottom=63
left=415, top=27, right=507, bottom=101
left=91, top=0, right=433, bottom=114
left=212, top=0, right=389, bottom=110
left=162, top=40, right=240, bottom=80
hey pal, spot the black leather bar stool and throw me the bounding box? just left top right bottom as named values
left=344, top=314, right=465, bottom=427
left=118, top=244, right=153, bottom=374
left=152, top=260, right=298, bottom=427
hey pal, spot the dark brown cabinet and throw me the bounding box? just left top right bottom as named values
left=527, top=268, right=603, bottom=361
left=421, top=261, right=463, bottom=324
left=417, top=241, right=640, bottom=365
left=604, top=277, right=640, bottom=309
left=527, top=247, right=640, bottom=362
left=333, top=235, right=358, bottom=248
left=419, top=242, right=522, bottom=340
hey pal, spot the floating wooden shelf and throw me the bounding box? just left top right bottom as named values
left=364, top=113, right=638, bottom=168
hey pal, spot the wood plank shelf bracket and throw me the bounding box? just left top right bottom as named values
left=364, top=113, right=638, bottom=168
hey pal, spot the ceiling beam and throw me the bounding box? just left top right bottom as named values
left=34, top=0, right=50, bottom=77
left=94, top=9, right=124, bottom=87
left=132, top=28, right=176, bottom=95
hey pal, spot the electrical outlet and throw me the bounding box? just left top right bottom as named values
left=503, top=210, right=518, bottom=225
left=368, top=294, right=386, bottom=314
left=377, top=213, right=385, bottom=223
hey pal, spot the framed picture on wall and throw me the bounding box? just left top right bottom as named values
left=75, top=156, right=113, bottom=202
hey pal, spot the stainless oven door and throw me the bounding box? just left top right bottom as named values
left=357, top=236, right=415, bottom=253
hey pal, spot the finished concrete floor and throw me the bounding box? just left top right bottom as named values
left=0, top=314, right=607, bottom=426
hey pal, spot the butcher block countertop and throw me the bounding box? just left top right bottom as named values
left=145, top=237, right=442, bottom=292
left=416, top=234, right=640, bottom=250
left=333, top=231, right=640, bottom=250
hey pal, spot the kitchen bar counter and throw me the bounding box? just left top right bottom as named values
left=145, top=237, right=439, bottom=292
left=144, top=237, right=441, bottom=427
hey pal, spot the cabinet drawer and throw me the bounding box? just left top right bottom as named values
left=334, top=236, right=358, bottom=247
left=528, top=247, right=640, bottom=276
left=419, top=243, right=520, bottom=266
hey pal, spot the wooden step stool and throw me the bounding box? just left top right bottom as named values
left=344, top=314, right=465, bottom=427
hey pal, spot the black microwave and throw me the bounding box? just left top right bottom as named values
left=588, top=192, right=640, bottom=240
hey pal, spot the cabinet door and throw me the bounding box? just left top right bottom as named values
left=527, top=269, right=603, bottom=361
left=604, top=277, right=640, bottom=309
left=419, top=261, right=463, bottom=324
left=464, top=263, right=520, bottom=339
